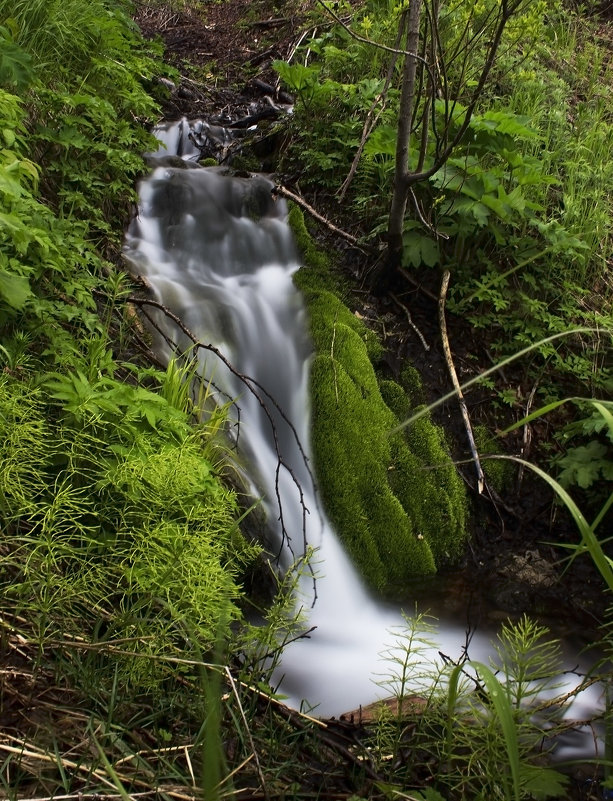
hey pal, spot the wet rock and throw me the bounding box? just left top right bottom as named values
left=144, top=155, right=201, bottom=169
left=490, top=549, right=559, bottom=613
left=500, top=549, right=558, bottom=588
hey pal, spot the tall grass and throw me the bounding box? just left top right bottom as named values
left=498, top=399, right=613, bottom=591
left=2, top=0, right=120, bottom=72
left=504, top=14, right=613, bottom=285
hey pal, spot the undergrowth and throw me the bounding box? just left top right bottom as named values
left=274, top=0, right=613, bottom=484
left=0, top=1, right=265, bottom=795
left=0, top=1, right=610, bottom=799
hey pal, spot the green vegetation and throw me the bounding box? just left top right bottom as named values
left=274, top=0, right=612, bottom=412
left=0, top=1, right=268, bottom=795
left=292, top=210, right=468, bottom=591
left=373, top=611, right=573, bottom=801
left=1, top=0, right=611, bottom=798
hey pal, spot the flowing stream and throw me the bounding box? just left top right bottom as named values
left=124, top=119, right=601, bottom=747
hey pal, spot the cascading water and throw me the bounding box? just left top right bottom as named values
left=125, top=119, right=601, bottom=741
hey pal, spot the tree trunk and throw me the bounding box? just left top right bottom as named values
left=385, top=0, right=423, bottom=280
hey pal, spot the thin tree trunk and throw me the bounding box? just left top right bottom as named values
left=386, top=0, right=423, bottom=270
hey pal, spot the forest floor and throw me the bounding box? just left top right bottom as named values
left=132, top=0, right=609, bottom=641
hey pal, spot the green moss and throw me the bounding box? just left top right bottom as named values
left=288, top=205, right=327, bottom=268
left=399, top=364, right=427, bottom=406
left=474, top=424, right=516, bottom=493
left=200, top=157, right=217, bottom=167
left=230, top=152, right=261, bottom=173
left=380, top=378, right=411, bottom=420
left=289, top=206, right=468, bottom=591
left=305, top=290, right=468, bottom=591
left=310, top=353, right=435, bottom=590
left=289, top=205, right=346, bottom=295
left=381, top=378, right=468, bottom=566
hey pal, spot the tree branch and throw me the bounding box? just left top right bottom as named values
left=438, top=271, right=485, bottom=494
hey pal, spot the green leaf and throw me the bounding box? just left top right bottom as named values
left=471, top=661, right=521, bottom=801
left=470, top=201, right=491, bottom=227
left=592, top=401, right=613, bottom=440
left=476, top=110, right=538, bottom=139
left=419, top=237, right=438, bottom=268
left=0, top=27, right=33, bottom=90
left=411, top=790, right=448, bottom=801
left=0, top=268, right=32, bottom=309
left=272, top=60, right=320, bottom=92
left=518, top=765, right=568, bottom=799
left=558, top=441, right=608, bottom=489
left=481, top=193, right=512, bottom=221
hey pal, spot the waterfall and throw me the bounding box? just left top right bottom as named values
left=124, top=120, right=601, bottom=738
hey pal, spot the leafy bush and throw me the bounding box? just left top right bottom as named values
left=0, top=367, right=256, bottom=686
left=375, top=612, right=571, bottom=801
left=0, top=0, right=254, bottom=707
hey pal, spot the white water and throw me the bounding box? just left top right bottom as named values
left=125, top=120, right=602, bottom=748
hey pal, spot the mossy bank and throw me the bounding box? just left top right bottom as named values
left=289, top=206, right=469, bottom=594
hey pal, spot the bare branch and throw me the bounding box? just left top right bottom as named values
left=438, top=271, right=485, bottom=494
left=126, top=295, right=317, bottom=571
left=337, top=18, right=405, bottom=201
left=275, top=184, right=365, bottom=249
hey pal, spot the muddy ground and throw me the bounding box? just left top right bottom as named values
left=132, top=0, right=611, bottom=640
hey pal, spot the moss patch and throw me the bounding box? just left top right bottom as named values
left=291, top=214, right=469, bottom=591
left=474, top=424, right=516, bottom=494
left=289, top=205, right=347, bottom=296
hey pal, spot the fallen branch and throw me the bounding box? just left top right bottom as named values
left=439, top=270, right=485, bottom=494
left=274, top=185, right=365, bottom=251
left=390, top=292, right=430, bottom=352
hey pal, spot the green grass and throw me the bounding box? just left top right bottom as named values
left=502, top=15, right=613, bottom=285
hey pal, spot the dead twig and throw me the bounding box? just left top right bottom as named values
left=439, top=271, right=484, bottom=494
left=274, top=185, right=366, bottom=252
left=389, top=292, right=430, bottom=352
left=127, top=295, right=316, bottom=575
left=337, top=20, right=404, bottom=202
left=517, top=378, right=539, bottom=489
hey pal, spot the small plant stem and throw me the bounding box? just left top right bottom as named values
left=517, top=377, right=539, bottom=488
left=224, top=667, right=270, bottom=801
left=439, top=270, right=484, bottom=493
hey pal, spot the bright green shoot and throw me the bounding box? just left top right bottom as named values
left=470, top=661, right=521, bottom=801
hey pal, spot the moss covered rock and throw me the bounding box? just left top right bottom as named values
left=291, top=209, right=469, bottom=593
